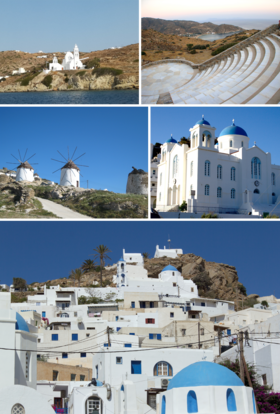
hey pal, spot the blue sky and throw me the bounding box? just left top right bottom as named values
left=151, top=107, right=280, bottom=165
left=0, top=221, right=279, bottom=298
left=0, top=107, right=148, bottom=193
left=0, top=0, right=139, bottom=52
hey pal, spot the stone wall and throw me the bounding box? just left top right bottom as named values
left=37, top=361, right=92, bottom=382
left=126, top=167, right=148, bottom=195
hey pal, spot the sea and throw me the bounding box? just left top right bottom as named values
left=198, top=32, right=239, bottom=41
left=0, top=89, right=139, bottom=105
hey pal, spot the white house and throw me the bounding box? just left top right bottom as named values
left=16, top=161, right=34, bottom=182
left=154, top=244, right=183, bottom=258
left=156, top=116, right=280, bottom=216
left=158, top=361, right=259, bottom=414
left=0, top=292, right=54, bottom=414
left=60, top=160, right=80, bottom=187
left=12, top=67, right=26, bottom=75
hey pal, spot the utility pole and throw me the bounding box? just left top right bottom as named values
left=239, top=331, right=245, bottom=384
left=198, top=321, right=201, bottom=349
left=218, top=327, right=222, bottom=356
left=107, top=326, right=111, bottom=347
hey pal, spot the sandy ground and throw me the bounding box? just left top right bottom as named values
left=36, top=197, right=93, bottom=219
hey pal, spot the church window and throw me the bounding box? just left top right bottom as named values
left=204, top=160, right=210, bottom=176
left=205, top=185, right=210, bottom=196
left=160, top=173, right=162, bottom=186
left=254, top=189, right=259, bottom=194
left=154, top=361, right=173, bottom=376
left=190, top=185, right=193, bottom=195
left=231, top=167, right=236, bottom=181
left=227, top=389, right=237, bottom=411
left=191, top=161, right=193, bottom=176
left=153, top=170, right=156, bottom=175
left=241, top=141, right=244, bottom=147
left=217, top=187, right=222, bottom=198
left=187, top=391, right=198, bottom=413
left=272, top=173, right=275, bottom=185
left=230, top=140, right=233, bottom=147
left=251, top=157, right=261, bottom=179
left=217, top=165, right=222, bottom=179
left=231, top=189, right=236, bottom=199
left=173, top=156, right=179, bottom=177
left=11, top=404, right=25, bottom=414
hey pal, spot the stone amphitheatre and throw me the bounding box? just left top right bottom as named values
left=142, top=24, right=280, bottom=104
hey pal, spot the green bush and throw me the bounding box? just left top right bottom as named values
left=86, top=58, right=100, bottom=68
left=42, top=75, right=52, bottom=87
left=142, top=51, right=146, bottom=55
left=264, top=214, right=279, bottom=219
left=261, top=300, right=269, bottom=308
left=211, top=42, right=237, bottom=56
left=238, top=283, right=247, bottom=296
left=190, top=50, right=197, bottom=54
left=64, top=77, right=69, bottom=83
left=76, top=71, right=86, bottom=77
left=201, top=213, right=218, bottom=218
left=192, top=45, right=207, bottom=50
left=179, top=200, right=187, bottom=211
left=91, top=67, right=123, bottom=78
left=187, top=44, right=193, bottom=49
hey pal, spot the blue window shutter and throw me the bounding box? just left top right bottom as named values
left=116, top=316, right=119, bottom=321
left=227, top=389, right=237, bottom=411
left=116, top=327, right=121, bottom=332
left=62, top=353, right=68, bottom=359
left=81, top=353, right=86, bottom=358
left=104, top=343, right=108, bottom=347
left=72, top=333, right=78, bottom=341
left=187, top=391, right=198, bottom=413
left=131, top=302, right=135, bottom=308
left=157, top=334, right=162, bottom=340
left=149, top=333, right=153, bottom=339
left=42, top=312, right=46, bottom=317
left=227, top=329, right=231, bottom=335
left=129, top=333, right=135, bottom=335
left=124, top=343, right=132, bottom=348
left=131, top=361, right=142, bottom=374
left=121, top=385, right=124, bottom=391
left=52, top=334, right=58, bottom=341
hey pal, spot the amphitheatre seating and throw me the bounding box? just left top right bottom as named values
left=141, top=26, right=280, bottom=105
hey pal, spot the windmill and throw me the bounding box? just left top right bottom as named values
left=52, top=147, right=88, bottom=188
left=7, top=149, right=38, bottom=182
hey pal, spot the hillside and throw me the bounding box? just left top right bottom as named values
left=16, top=253, right=251, bottom=308
left=0, top=44, right=139, bottom=92
left=142, top=28, right=257, bottom=64
left=0, top=173, right=148, bottom=219
left=142, top=18, right=242, bottom=35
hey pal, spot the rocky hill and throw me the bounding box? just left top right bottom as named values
left=142, top=18, right=242, bottom=35
left=26, top=253, right=246, bottom=304
left=0, top=44, right=139, bottom=92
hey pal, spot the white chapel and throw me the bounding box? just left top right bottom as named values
left=156, top=116, right=280, bottom=215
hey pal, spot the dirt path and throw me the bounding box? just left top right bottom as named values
left=36, top=197, right=93, bottom=219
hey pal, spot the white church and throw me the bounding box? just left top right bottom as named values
left=48, top=44, right=86, bottom=72
left=156, top=116, right=280, bottom=216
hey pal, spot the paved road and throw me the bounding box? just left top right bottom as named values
left=36, top=197, right=93, bottom=219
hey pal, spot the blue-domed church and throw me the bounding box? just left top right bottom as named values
left=156, top=116, right=280, bottom=216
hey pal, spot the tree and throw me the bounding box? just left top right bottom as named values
left=142, top=252, right=150, bottom=259
left=13, top=277, right=27, bottom=291
left=92, top=245, right=111, bottom=286
left=70, top=268, right=83, bottom=287
left=261, top=300, right=269, bottom=308
left=81, top=259, right=96, bottom=275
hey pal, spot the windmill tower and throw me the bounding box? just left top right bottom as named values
left=52, top=147, right=88, bottom=187
left=7, top=149, right=38, bottom=182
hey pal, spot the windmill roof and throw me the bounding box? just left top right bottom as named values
left=17, top=161, right=34, bottom=170
left=62, top=160, right=80, bottom=171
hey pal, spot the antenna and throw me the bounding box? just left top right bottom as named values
left=168, top=236, right=171, bottom=249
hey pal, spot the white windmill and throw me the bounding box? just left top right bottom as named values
left=7, top=149, right=38, bottom=182
left=52, top=147, right=88, bottom=187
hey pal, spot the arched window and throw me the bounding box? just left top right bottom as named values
left=205, top=160, right=210, bottom=176
left=217, top=165, right=222, bottom=179
left=272, top=173, right=275, bottom=185
left=160, top=173, right=162, bottom=186
left=241, top=141, right=244, bottom=147
left=205, top=185, right=210, bottom=196
left=217, top=187, right=222, bottom=198
left=86, top=396, right=102, bottom=414
left=227, top=389, right=237, bottom=411
left=231, top=188, right=235, bottom=199
left=154, top=361, right=173, bottom=376
left=190, top=161, right=193, bottom=176
left=121, top=385, right=124, bottom=391
left=161, top=396, right=166, bottom=414
left=230, top=140, right=233, bottom=147
left=187, top=391, right=198, bottom=413
left=251, top=157, right=261, bottom=179
left=252, top=390, right=257, bottom=414
left=173, top=156, right=179, bottom=177
left=231, top=167, right=236, bottom=181
left=12, top=404, right=25, bottom=414
left=254, top=189, right=260, bottom=194
left=192, top=134, right=196, bottom=148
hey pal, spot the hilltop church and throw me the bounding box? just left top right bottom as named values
left=48, top=44, right=86, bottom=71
left=156, top=117, right=280, bottom=216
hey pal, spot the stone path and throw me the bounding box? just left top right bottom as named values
left=36, top=197, right=93, bottom=219
left=141, top=33, right=280, bottom=105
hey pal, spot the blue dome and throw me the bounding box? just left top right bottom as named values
left=16, top=312, right=29, bottom=333
left=166, top=135, right=177, bottom=144
left=167, top=361, right=243, bottom=390
left=195, top=116, right=210, bottom=126
left=119, top=258, right=125, bottom=262
left=162, top=265, right=178, bottom=272
left=220, top=122, right=248, bottom=137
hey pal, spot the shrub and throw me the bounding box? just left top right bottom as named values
left=187, top=43, right=193, bottom=49
left=211, top=42, right=237, bottom=56
left=91, top=67, right=123, bottom=78
left=261, top=300, right=269, bottom=308
left=190, top=50, right=197, bottom=54
left=238, top=283, right=247, bottom=296
left=264, top=214, right=279, bottom=219
left=76, top=71, right=86, bottom=77
left=142, top=51, right=146, bottom=55
left=42, top=75, right=52, bottom=87
left=64, top=77, right=69, bottom=83
left=86, top=58, right=100, bottom=68
left=179, top=200, right=187, bottom=211
left=201, top=213, right=218, bottom=218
